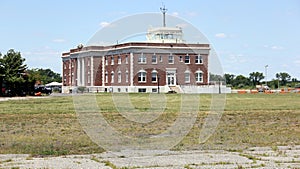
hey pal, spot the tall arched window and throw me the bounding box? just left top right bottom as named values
left=105, top=71, right=108, bottom=83
left=118, top=70, right=122, bottom=83
left=152, top=70, right=157, bottom=82
left=184, top=70, right=190, bottom=83
left=111, top=71, right=114, bottom=83
left=138, top=70, right=146, bottom=82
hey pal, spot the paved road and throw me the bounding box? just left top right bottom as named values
left=0, top=145, right=299, bottom=169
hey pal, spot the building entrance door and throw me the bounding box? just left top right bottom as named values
left=166, top=71, right=176, bottom=86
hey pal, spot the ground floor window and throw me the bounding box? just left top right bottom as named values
left=138, top=71, right=146, bottom=82
left=195, top=71, right=203, bottom=83
left=138, top=88, right=146, bottom=93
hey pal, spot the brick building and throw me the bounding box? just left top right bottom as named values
left=61, top=8, right=212, bottom=93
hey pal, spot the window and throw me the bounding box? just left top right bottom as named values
left=118, top=56, right=121, bottom=64
left=125, top=55, right=128, bottom=64
left=111, top=71, right=114, bottom=83
left=138, top=70, right=146, bottom=82
left=138, top=88, right=146, bottom=93
left=151, top=70, right=157, bottom=82
left=195, top=71, right=203, bottom=83
left=152, top=55, right=157, bottom=64
left=64, top=64, right=66, bottom=69
left=111, top=56, right=114, bottom=65
left=105, top=71, right=108, bottom=83
left=118, top=70, right=121, bottom=83
left=185, top=55, right=190, bottom=64
left=87, top=59, right=90, bottom=66
left=105, top=56, right=108, bottom=65
left=159, top=55, right=162, bottom=62
left=179, top=56, right=183, bottom=62
left=184, top=70, right=190, bottom=83
left=125, top=70, right=129, bottom=83
left=168, top=55, right=174, bottom=64
left=138, top=53, right=146, bottom=63
left=195, top=55, right=203, bottom=64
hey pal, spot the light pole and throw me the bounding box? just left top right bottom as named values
left=265, top=65, right=268, bottom=86
left=157, top=74, right=160, bottom=94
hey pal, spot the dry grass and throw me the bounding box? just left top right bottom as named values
left=0, top=93, right=299, bottom=155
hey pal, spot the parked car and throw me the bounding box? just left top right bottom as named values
left=34, top=86, right=52, bottom=95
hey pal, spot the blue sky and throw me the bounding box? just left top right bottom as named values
left=0, top=0, right=299, bottom=80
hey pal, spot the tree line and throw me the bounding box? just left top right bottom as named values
left=0, top=49, right=61, bottom=96
left=211, top=72, right=299, bottom=89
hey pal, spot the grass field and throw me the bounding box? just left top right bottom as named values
left=0, top=93, right=299, bottom=155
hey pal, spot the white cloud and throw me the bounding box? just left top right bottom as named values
left=99, top=21, right=110, bottom=28
left=215, top=33, right=227, bottom=38
left=52, top=39, right=66, bottom=43
left=271, top=45, right=284, bottom=50
left=263, top=45, right=284, bottom=50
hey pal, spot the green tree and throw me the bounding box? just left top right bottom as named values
left=275, top=72, right=291, bottom=86
left=232, top=75, right=250, bottom=88
left=1, top=49, right=28, bottom=95
left=27, top=68, right=62, bottom=85
left=224, top=73, right=235, bottom=86
left=249, top=72, right=264, bottom=86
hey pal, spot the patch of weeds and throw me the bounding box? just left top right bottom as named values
left=90, top=156, right=101, bottom=163
left=235, top=164, right=245, bottom=169
left=271, top=145, right=279, bottom=152
left=11, top=167, right=20, bottom=169
left=184, top=164, right=194, bottom=169
left=0, top=159, right=12, bottom=164
left=261, top=153, right=269, bottom=157
left=213, top=161, right=233, bottom=165
left=25, top=156, right=33, bottom=160
left=227, top=149, right=243, bottom=153
left=103, top=160, right=118, bottom=169
left=239, top=153, right=261, bottom=163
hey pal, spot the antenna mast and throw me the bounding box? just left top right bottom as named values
left=160, top=4, right=167, bottom=27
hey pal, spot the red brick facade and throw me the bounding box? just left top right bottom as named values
left=62, top=42, right=210, bottom=93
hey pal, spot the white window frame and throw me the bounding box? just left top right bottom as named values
left=105, top=56, right=108, bottom=65
left=138, top=53, right=146, bottom=64
left=111, top=71, right=114, bottom=83
left=151, top=70, right=157, bottom=82
left=118, top=56, right=121, bottom=64
left=168, top=55, right=174, bottom=64
left=195, top=55, right=203, bottom=64
left=185, top=55, right=190, bottom=64
left=111, top=56, right=114, bottom=65
left=138, top=70, right=147, bottom=83
left=159, top=55, right=162, bottom=62
left=105, top=71, right=108, bottom=83
left=118, top=70, right=121, bottom=83
left=125, top=55, right=128, bottom=64
left=195, top=70, right=203, bottom=83
left=184, top=70, right=190, bottom=83
left=152, top=55, right=157, bottom=64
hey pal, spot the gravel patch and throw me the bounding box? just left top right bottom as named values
left=1, top=145, right=299, bottom=169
